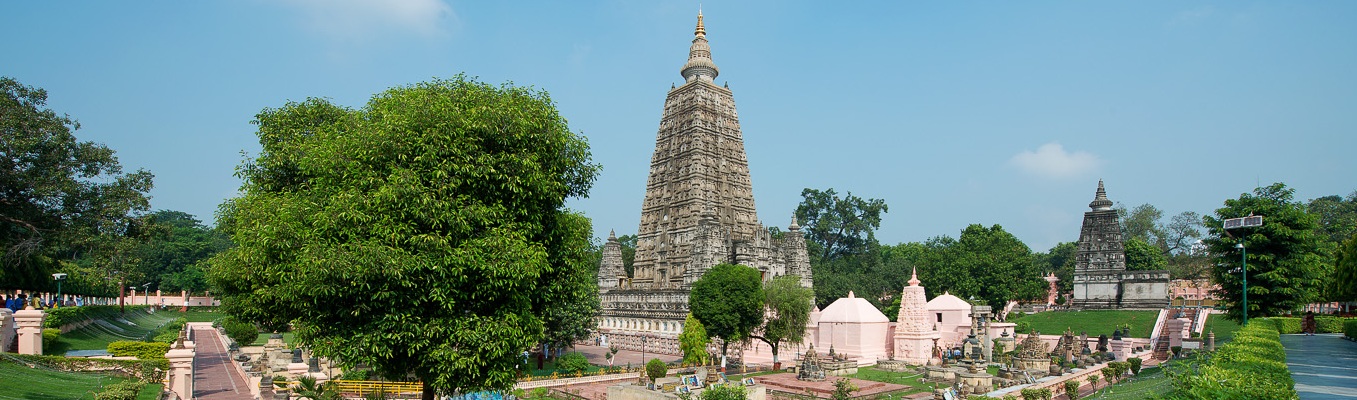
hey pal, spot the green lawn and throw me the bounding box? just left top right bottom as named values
left=1009, top=310, right=1159, bottom=338
left=846, top=366, right=932, bottom=395
left=137, top=383, right=164, bottom=400
left=169, top=308, right=226, bottom=323
left=250, top=331, right=298, bottom=347
left=0, top=356, right=141, bottom=399
left=1198, top=314, right=1243, bottom=343
left=1084, top=362, right=1174, bottom=399
left=49, top=310, right=179, bottom=354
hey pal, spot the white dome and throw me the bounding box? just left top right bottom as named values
left=819, top=291, right=889, bottom=323
left=926, top=292, right=971, bottom=311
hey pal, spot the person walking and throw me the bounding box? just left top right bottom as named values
left=1301, top=311, right=1317, bottom=336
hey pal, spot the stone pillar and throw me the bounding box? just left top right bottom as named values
left=1207, top=331, right=1216, bottom=352
left=1110, top=339, right=1127, bottom=361
left=14, top=307, right=45, bottom=355
left=0, top=308, right=14, bottom=352
left=1166, top=319, right=1185, bottom=349
left=166, top=345, right=196, bottom=400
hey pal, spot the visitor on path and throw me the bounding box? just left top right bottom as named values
left=1302, top=311, right=1317, bottom=336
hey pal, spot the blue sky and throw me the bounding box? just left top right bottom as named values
left=4, top=1, right=1354, bottom=252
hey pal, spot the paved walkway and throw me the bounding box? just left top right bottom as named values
left=193, top=326, right=253, bottom=400
left=1281, top=333, right=1357, bottom=399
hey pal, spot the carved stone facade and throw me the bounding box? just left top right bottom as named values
left=599, top=230, right=626, bottom=289
left=1071, top=181, right=1170, bottom=309
left=893, top=268, right=940, bottom=365
left=595, top=12, right=814, bottom=355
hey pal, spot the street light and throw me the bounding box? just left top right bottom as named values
left=52, top=273, right=67, bottom=307
left=1235, top=243, right=1248, bottom=326
left=141, top=283, right=151, bottom=308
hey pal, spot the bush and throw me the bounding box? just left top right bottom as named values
left=340, top=368, right=373, bottom=381
left=1063, top=380, right=1081, bottom=400
left=1266, top=316, right=1351, bottom=334
left=1019, top=387, right=1052, bottom=400
left=220, top=317, right=260, bottom=346
left=42, top=328, right=60, bottom=348
left=1172, top=320, right=1297, bottom=399
left=1015, top=321, right=1032, bottom=335
left=10, top=354, right=166, bottom=383
left=1127, top=357, right=1142, bottom=375
left=1345, top=319, right=1357, bottom=340
left=43, top=305, right=126, bottom=328
left=645, top=358, right=668, bottom=382
left=92, top=380, right=143, bottom=400
left=700, top=384, right=748, bottom=400
left=557, top=352, right=590, bottom=373
left=107, top=341, right=172, bottom=360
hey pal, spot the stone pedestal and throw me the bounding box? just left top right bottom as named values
left=1207, top=331, right=1216, bottom=352
left=0, top=308, right=14, bottom=352
left=14, top=307, right=45, bottom=355
left=166, top=346, right=196, bottom=400
left=1110, top=339, right=1127, bottom=361
left=1166, top=319, right=1186, bottom=349
left=288, top=362, right=309, bottom=377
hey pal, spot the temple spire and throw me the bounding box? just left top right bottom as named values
left=908, top=266, right=920, bottom=287
left=1089, top=179, right=1113, bottom=211
left=681, top=10, right=719, bottom=81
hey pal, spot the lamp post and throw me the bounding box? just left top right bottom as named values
left=142, top=283, right=151, bottom=309
left=52, top=273, right=67, bottom=307
left=1235, top=243, right=1248, bottom=326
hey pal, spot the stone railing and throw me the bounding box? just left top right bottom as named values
left=515, top=371, right=640, bottom=390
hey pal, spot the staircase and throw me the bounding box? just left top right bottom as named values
left=1151, top=308, right=1199, bottom=360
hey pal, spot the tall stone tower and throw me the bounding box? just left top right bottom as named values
left=594, top=12, right=814, bottom=355
left=1071, top=180, right=1169, bottom=309
left=893, top=268, right=939, bottom=365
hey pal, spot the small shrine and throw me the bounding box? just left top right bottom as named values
left=796, top=344, right=826, bottom=381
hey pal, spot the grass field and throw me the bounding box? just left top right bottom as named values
left=0, top=356, right=138, bottom=399
left=48, top=310, right=179, bottom=354
left=1009, top=310, right=1159, bottom=338
left=1198, top=314, right=1243, bottom=343
left=846, top=366, right=940, bottom=395
left=1084, top=362, right=1175, bottom=399
left=250, top=331, right=298, bottom=347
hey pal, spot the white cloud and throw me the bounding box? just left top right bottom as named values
left=1009, top=142, right=1103, bottom=180
left=281, top=0, right=456, bottom=41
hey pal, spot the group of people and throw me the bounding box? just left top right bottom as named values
left=3, top=293, right=31, bottom=312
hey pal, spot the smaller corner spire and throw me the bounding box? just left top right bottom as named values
left=1089, top=179, right=1113, bottom=211
left=908, top=266, right=920, bottom=286
left=608, top=229, right=617, bottom=240
left=789, top=214, right=801, bottom=231
left=695, top=8, right=706, bottom=37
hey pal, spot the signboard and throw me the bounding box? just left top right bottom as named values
left=1223, top=215, right=1263, bottom=230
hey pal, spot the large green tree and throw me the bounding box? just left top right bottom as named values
left=1332, top=234, right=1357, bottom=303
left=1, top=77, right=154, bottom=291
left=688, top=263, right=764, bottom=365
left=751, top=275, right=813, bottom=367
left=1203, top=183, right=1327, bottom=320
left=794, top=188, right=888, bottom=264
left=1124, top=237, right=1168, bottom=271
left=1035, top=242, right=1076, bottom=293
left=912, top=225, right=1045, bottom=311
left=206, top=76, right=599, bottom=399
left=679, top=313, right=710, bottom=366
left=130, top=210, right=231, bottom=293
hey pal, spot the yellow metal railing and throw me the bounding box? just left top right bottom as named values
left=275, top=380, right=424, bottom=395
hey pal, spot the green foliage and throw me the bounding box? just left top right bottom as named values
left=340, top=368, right=373, bottom=381
left=1203, top=183, right=1328, bottom=319
left=755, top=275, right=814, bottom=364
left=1014, top=321, right=1032, bottom=335
left=8, top=353, right=167, bottom=383
left=1018, top=387, right=1052, bottom=400
left=1333, top=233, right=1357, bottom=302
left=43, top=305, right=122, bottom=328
left=1008, top=310, right=1158, bottom=338
left=293, top=375, right=341, bottom=400
left=220, top=317, right=259, bottom=346
left=1123, top=238, right=1167, bottom=271
left=92, top=380, right=143, bottom=400
left=617, top=234, right=637, bottom=277
left=830, top=378, right=858, bottom=400
left=206, top=76, right=599, bottom=396
left=556, top=352, right=590, bottom=373
left=795, top=188, right=888, bottom=264
left=1036, top=242, right=1077, bottom=296
left=645, top=359, right=668, bottom=382
left=0, top=77, right=154, bottom=292
left=701, top=384, right=748, bottom=400
left=1128, top=357, right=1142, bottom=375
left=107, top=341, right=171, bottom=360
left=1168, top=320, right=1297, bottom=399
left=679, top=314, right=711, bottom=366
left=1063, top=379, right=1081, bottom=400
left=1263, top=316, right=1352, bottom=334
left=689, top=264, right=765, bottom=357
left=911, top=224, right=1046, bottom=310
left=42, top=328, right=59, bottom=348
left=1086, top=374, right=1099, bottom=389
left=1345, top=319, right=1357, bottom=340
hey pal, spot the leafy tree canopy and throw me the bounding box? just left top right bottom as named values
left=689, top=263, right=764, bottom=358
left=752, top=275, right=813, bottom=365
left=1124, top=237, right=1168, bottom=271
left=1203, top=183, right=1327, bottom=319
left=679, top=313, right=710, bottom=366
left=0, top=77, right=154, bottom=291
left=206, top=76, right=599, bottom=398
left=794, top=188, right=888, bottom=264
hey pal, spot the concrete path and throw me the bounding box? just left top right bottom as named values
left=193, top=327, right=253, bottom=400
left=1281, top=333, right=1357, bottom=399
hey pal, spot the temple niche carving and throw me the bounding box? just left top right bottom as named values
left=1070, top=181, right=1170, bottom=309
left=594, top=12, right=814, bottom=355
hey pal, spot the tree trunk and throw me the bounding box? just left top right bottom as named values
left=422, top=381, right=435, bottom=400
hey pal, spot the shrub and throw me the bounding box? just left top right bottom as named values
left=831, top=378, right=858, bottom=400
left=43, top=305, right=127, bottom=328
left=1345, top=319, right=1357, bottom=340
left=220, top=317, right=260, bottom=346
left=1019, top=387, right=1052, bottom=400
left=92, top=380, right=143, bottom=400
left=557, top=352, right=590, bottom=373
left=1127, top=357, right=1142, bottom=375
left=1172, top=320, right=1297, bottom=399
left=340, top=368, right=373, bottom=381
left=107, top=341, right=172, bottom=360
left=645, top=358, right=668, bottom=382
left=700, top=383, right=748, bottom=400
left=1015, top=321, right=1032, bottom=335
left=1063, top=380, right=1080, bottom=400
left=42, top=328, right=60, bottom=348
left=153, top=330, right=179, bottom=343
left=1267, top=316, right=1350, bottom=334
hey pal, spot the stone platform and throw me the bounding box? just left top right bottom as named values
left=755, top=372, right=917, bottom=398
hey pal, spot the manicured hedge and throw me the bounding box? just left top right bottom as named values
left=1264, top=316, right=1352, bottom=334
left=107, top=341, right=171, bottom=361
left=1345, top=319, right=1357, bottom=340
left=7, top=353, right=166, bottom=383
left=43, top=305, right=149, bottom=328
left=1175, top=320, right=1297, bottom=399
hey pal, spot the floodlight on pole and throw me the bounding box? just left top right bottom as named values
left=1235, top=243, right=1247, bottom=326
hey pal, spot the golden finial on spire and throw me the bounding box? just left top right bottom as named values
left=695, top=7, right=706, bottom=36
